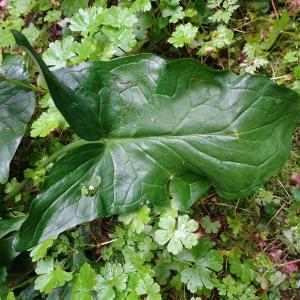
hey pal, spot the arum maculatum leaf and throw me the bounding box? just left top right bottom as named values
left=11, top=30, right=300, bottom=251
left=0, top=54, right=35, bottom=184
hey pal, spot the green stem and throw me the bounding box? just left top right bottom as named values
left=0, top=73, right=47, bottom=93
left=12, top=277, right=35, bottom=291
left=37, top=139, right=95, bottom=169
left=3, top=139, right=101, bottom=202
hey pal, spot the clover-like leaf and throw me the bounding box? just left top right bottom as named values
left=136, top=276, right=162, bottom=300
left=69, top=6, right=104, bottom=37
left=30, top=239, right=54, bottom=262
left=180, top=244, right=223, bottom=292
left=95, top=263, right=128, bottom=300
left=229, top=257, right=255, bottom=284
left=168, top=23, right=198, bottom=47
left=201, top=216, right=221, bottom=234
left=118, top=205, right=151, bottom=234
left=34, top=258, right=72, bottom=293
left=11, top=31, right=300, bottom=251
left=42, top=36, right=80, bottom=71
left=154, top=215, right=199, bottom=255
left=217, top=275, right=258, bottom=299
left=60, top=0, right=88, bottom=17
left=71, top=263, right=96, bottom=300
left=0, top=54, right=35, bottom=184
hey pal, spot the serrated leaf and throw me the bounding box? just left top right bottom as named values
left=201, top=216, right=221, bottom=234
left=35, top=266, right=72, bottom=293
left=71, top=263, right=96, bottom=300
left=154, top=215, right=199, bottom=255
left=69, top=6, right=104, bottom=37
left=137, top=236, right=157, bottom=261
left=217, top=275, right=258, bottom=299
left=22, top=24, right=40, bottom=45
left=0, top=19, right=24, bottom=48
left=168, top=23, right=198, bottom=47
left=12, top=31, right=300, bottom=251
left=0, top=55, right=35, bottom=184
left=269, top=271, right=286, bottom=286
left=34, top=258, right=72, bottom=293
left=7, top=0, right=32, bottom=16
left=60, top=0, right=89, bottom=17
left=96, top=285, right=115, bottom=300
left=30, top=239, right=54, bottom=262
left=227, top=216, right=243, bottom=237
left=95, top=263, right=128, bottom=299
left=130, top=0, right=152, bottom=12
left=42, top=36, right=80, bottom=71
left=229, top=257, right=255, bottom=284
left=181, top=249, right=223, bottom=292
left=118, top=205, right=151, bottom=233
left=30, top=107, right=68, bottom=137
left=207, top=0, right=239, bottom=24
left=35, top=257, right=54, bottom=275
left=136, top=276, right=161, bottom=300
left=45, top=10, right=62, bottom=23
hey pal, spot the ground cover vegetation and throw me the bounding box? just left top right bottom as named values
left=0, top=0, right=300, bottom=299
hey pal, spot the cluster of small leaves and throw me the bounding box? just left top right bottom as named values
left=26, top=207, right=207, bottom=298
left=16, top=202, right=296, bottom=299
left=207, top=0, right=239, bottom=24
left=43, top=2, right=152, bottom=69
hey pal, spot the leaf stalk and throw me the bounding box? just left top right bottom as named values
left=3, top=139, right=102, bottom=202
left=0, top=73, right=47, bottom=93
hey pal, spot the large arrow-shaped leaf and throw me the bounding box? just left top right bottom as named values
left=0, top=55, right=35, bottom=184
left=12, top=31, right=300, bottom=251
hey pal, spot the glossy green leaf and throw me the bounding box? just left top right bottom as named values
left=0, top=216, right=25, bottom=239
left=0, top=235, right=19, bottom=266
left=0, top=55, right=35, bottom=184
left=12, top=31, right=300, bottom=251
left=170, top=174, right=210, bottom=210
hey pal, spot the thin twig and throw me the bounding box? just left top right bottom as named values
left=205, top=202, right=254, bottom=214
left=264, top=178, right=292, bottom=227
left=265, top=200, right=288, bottom=227
left=84, top=238, right=119, bottom=248
left=271, top=75, right=292, bottom=80
left=276, top=179, right=290, bottom=198
left=234, top=199, right=240, bottom=218
left=262, top=237, right=280, bottom=252
left=276, top=258, right=300, bottom=267
left=271, top=0, right=279, bottom=18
